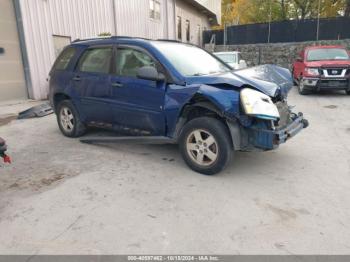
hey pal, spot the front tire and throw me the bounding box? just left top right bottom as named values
left=298, top=77, right=310, bottom=95
left=291, top=69, right=297, bottom=85
left=56, top=100, right=86, bottom=137
left=346, top=90, right=350, bottom=95
left=179, top=117, right=232, bottom=175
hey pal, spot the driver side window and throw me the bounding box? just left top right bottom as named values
left=115, top=47, right=156, bottom=77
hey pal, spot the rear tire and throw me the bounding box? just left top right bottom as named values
left=56, top=100, right=86, bottom=137
left=179, top=117, right=232, bottom=175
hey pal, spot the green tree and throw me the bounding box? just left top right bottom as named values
left=346, top=0, right=350, bottom=16
left=217, top=0, right=348, bottom=26
left=213, top=0, right=235, bottom=29
left=291, top=0, right=345, bottom=20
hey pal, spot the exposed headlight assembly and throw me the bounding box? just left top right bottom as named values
left=240, top=88, right=280, bottom=120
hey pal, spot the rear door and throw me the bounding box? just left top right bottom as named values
left=109, top=45, right=166, bottom=135
left=72, top=46, right=113, bottom=124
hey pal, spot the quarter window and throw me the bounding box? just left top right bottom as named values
left=53, top=47, right=76, bottom=71
left=78, top=47, right=112, bottom=74
left=115, top=48, right=156, bottom=78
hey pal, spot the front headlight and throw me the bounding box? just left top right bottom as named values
left=305, top=67, right=319, bottom=76
left=240, top=88, right=280, bottom=120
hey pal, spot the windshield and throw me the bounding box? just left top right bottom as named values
left=152, top=42, right=231, bottom=76
left=215, top=53, right=237, bottom=64
left=307, top=48, right=349, bottom=61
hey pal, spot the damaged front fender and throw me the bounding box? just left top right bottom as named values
left=164, top=64, right=304, bottom=150
left=165, top=83, right=241, bottom=138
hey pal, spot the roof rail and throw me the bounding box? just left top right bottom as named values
left=110, top=36, right=134, bottom=39
left=73, top=35, right=151, bottom=43
left=72, top=36, right=110, bottom=43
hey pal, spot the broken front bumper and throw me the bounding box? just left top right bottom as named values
left=244, top=113, right=309, bottom=151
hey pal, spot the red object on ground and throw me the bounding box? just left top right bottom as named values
left=3, top=154, right=11, bottom=164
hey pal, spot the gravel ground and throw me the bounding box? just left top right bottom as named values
left=0, top=88, right=349, bottom=255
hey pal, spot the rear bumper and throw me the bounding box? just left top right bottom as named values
left=244, top=113, right=308, bottom=151
left=303, top=77, right=350, bottom=91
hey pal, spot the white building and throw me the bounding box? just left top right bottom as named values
left=0, top=0, right=221, bottom=101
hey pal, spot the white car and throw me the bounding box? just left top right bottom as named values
left=214, top=51, right=248, bottom=70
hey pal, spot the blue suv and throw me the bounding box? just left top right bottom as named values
left=49, top=37, right=308, bottom=175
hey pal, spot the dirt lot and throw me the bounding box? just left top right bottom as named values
left=0, top=88, right=350, bottom=255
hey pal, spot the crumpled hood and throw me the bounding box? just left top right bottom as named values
left=185, top=64, right=293, bottom=98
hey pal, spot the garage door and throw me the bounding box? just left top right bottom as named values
left=0, top=0, right=27, bottom=101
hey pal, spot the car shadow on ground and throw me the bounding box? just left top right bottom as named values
left=83, top=137, right=293, bottom=178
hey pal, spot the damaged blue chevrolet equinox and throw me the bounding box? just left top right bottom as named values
left=49, top=36, right=308, bottom=175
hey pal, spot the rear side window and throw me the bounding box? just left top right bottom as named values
left=78, top=47, right=112, bottom=74
left=53, top=47, right=76, bottom=70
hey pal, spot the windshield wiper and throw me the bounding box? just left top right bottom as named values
left=192, top=72, right=207, bottom=76
left=191, top=70, right=227, bottom=76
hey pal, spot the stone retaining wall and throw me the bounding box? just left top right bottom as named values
left=213, top=39, right=350, bottom=69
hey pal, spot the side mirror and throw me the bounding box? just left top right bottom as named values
left=136, top=66, right=165, bottom=81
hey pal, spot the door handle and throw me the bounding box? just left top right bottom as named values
left=73, top=76, right=81, bottom=81
left=111, top=82, right=123, bottom=88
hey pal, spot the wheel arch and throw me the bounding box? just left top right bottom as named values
left=173, top=93, right=240, bottom=149
left=53, top=93, right=71, bottom=113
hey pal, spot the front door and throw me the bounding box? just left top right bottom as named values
left=109, top=46, right=166, bottom=135
left=72, top=46, right=113, bottom=124
left=293, top=51, right=305, bottom=79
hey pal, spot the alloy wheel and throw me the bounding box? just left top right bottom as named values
left=186, top=129, right=218, bottom=166
left=60, top=107, right=75, bottom=132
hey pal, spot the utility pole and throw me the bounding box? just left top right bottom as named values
left=316, top=0, right=321, bottom=41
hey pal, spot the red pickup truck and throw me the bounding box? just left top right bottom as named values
left=292, top=45, right=350, bottom=95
